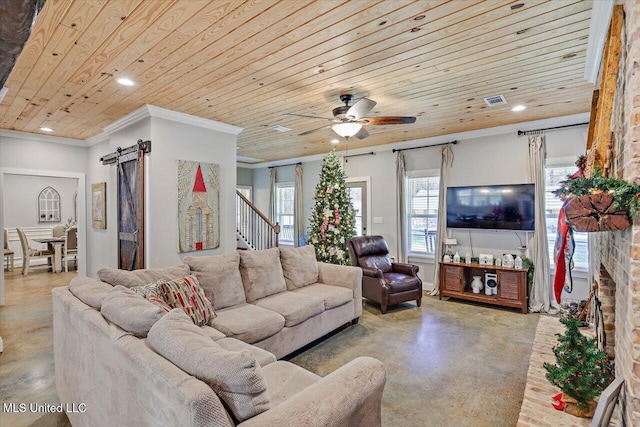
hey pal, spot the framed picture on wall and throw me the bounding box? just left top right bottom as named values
left=92, top=182, right=106, bottom=229
left=177, top=161, right=220, bottom=253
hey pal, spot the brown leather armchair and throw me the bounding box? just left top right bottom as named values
left=347, top=235, right=422, bottom=314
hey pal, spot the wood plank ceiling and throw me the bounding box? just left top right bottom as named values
left=0, top=0, right=594, bottom=163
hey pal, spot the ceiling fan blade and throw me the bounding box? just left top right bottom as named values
left=354, top=127, right=369, bottom=140
left=346, top=97, right=376, bottom=120
left=284, top=113, right=333, bottom=121
left=299, top=124, right=330, bottom=136
left=365, top=116, right=417, bottom=125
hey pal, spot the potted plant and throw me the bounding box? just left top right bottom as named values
left=544, top=318, right=614, bottom=418
left=521, top=257, right=534, bottom=287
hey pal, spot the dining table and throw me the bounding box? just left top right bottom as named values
left=33, top=237, right=65, bottom=273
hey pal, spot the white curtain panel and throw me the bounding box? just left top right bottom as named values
left=527, top=134, right=555, bottom=313
left=431, top=145, right=454, bottom=296
left=269, top=168, right=276, bottom=221
left=396, top=152, right=407, bottom=263
left=294, top=164, right=304, bottom=247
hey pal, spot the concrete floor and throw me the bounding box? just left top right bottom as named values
left=0, top=269, right=540, bottom=427
left=291, top=298, right=540, bottom=427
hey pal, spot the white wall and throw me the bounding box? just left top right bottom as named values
left=3, top=174, right=78, bottom=228
left=252, top=125, right=590, bottom=302
left=85, top=138, right=122, bottom=275
left=237, top=167, right=253, bottom=187
left=148, top=116, right=237, bottom=267
left=83, top=112, right=239, bottom=272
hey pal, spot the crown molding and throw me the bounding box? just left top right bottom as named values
left=101, top=104, right=243, bottom=136
left=85, top=131, right=109, bottom=147
left=0, top=129, right=86, bottom=147
left=241, top=113, right=590, bottom=169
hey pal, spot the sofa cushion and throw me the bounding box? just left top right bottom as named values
left=293, top=283, right=353, bottom=310
left=159, top=275, right=215, bottom=326
left=147, top=309, right=270, bottom=422
left=184, top=252, right=246, bottom=310
left=201, top=325, right=226, bottom=341
left=279, top=245, right=319, bottom=290
left=216, top=337, right=277, bottom=367
left=100, top=286, right=166, bottom=338
left=254, top=291, right=324, bottom=327
left=262, top=361, right=321, bottom=407
left=239, top=248, right=286, bottom=303
left=97, top=265, right=190, bottom=288
left=68, top=276, right=113, bottom=309
left=212, top=303, right=284, bottom=344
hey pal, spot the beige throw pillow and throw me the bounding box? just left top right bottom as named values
left=239, top=248, right=286, bottom=303
left=100, top=286, right=166, bottom=338
left=279, top=245, right=319, bottom=290
left=97, top=265, right=190, bottom=288
left=147, top=309, right=270, bottom=422
left=185, top=252, right=246, bottom=310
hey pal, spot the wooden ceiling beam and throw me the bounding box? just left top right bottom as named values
left=585, top=4, right=622, bottom=177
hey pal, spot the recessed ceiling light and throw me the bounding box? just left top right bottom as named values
left=511, top=105, right=526, bottom=112
left=330, top=139, right=339, bottom=144
left=116, top=77, right=136, bottom=86
left=39, top=127, right=54, bottom=132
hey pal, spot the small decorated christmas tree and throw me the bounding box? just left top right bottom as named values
left=308, top=151, right=354, bottom=265
left=544, top=318, right=614, bottom=414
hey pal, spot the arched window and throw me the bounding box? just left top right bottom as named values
left=38, top=187, right=61, bottom=222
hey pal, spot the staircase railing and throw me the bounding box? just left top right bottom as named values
left=236, top=190, right=280, bottom=250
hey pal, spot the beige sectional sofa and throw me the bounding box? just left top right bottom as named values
left=53, top=246, right=385, bottom=426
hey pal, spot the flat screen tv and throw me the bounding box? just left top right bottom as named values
left=446, top=184, right=535, bottom=231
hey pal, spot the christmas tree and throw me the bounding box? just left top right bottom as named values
left=308, top=151, right=355, bottom=265
left=544, top=318, right=614, bottom=410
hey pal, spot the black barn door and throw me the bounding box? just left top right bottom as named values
left=117, top=151, right=144, bottom=270
left=102, top=140, right=150, bottom=271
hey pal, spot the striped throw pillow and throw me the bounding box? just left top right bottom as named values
left=159, top=275, right=215, bottom=326
left=147, top=293, right=172, bottom=312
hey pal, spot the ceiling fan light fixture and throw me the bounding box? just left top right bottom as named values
left=332, top=122, right=362, bottom=137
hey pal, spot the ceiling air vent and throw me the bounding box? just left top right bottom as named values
left=483, top=95, right=508, bottom=107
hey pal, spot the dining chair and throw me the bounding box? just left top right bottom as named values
left=52, top=225, right=65, bottom=237
left=16, top=228, right=54, bottom=276
left=4, top=228, right=14, bottom=271
left=63, top=226, right=78, bottom=272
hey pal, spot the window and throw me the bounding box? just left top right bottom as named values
left=237, top=185, right=252, bottom=202
left=545, top=166, right=588, bottom=270
left=406, top=174, right=440, bottom=255
left=276, top=183, right=295, bottom=245
left=347, top=180, right=368, bottom=236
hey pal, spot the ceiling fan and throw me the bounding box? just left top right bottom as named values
left=286, top=93, right=416, bottom=140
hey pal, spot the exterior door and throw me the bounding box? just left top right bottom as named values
left=347, top=181, right=368, bottom=236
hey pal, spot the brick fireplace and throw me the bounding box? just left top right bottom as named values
left=589, top=2, right=640, bottom=424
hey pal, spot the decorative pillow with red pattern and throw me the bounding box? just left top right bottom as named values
left=159, top=275, right=215, bottom=326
